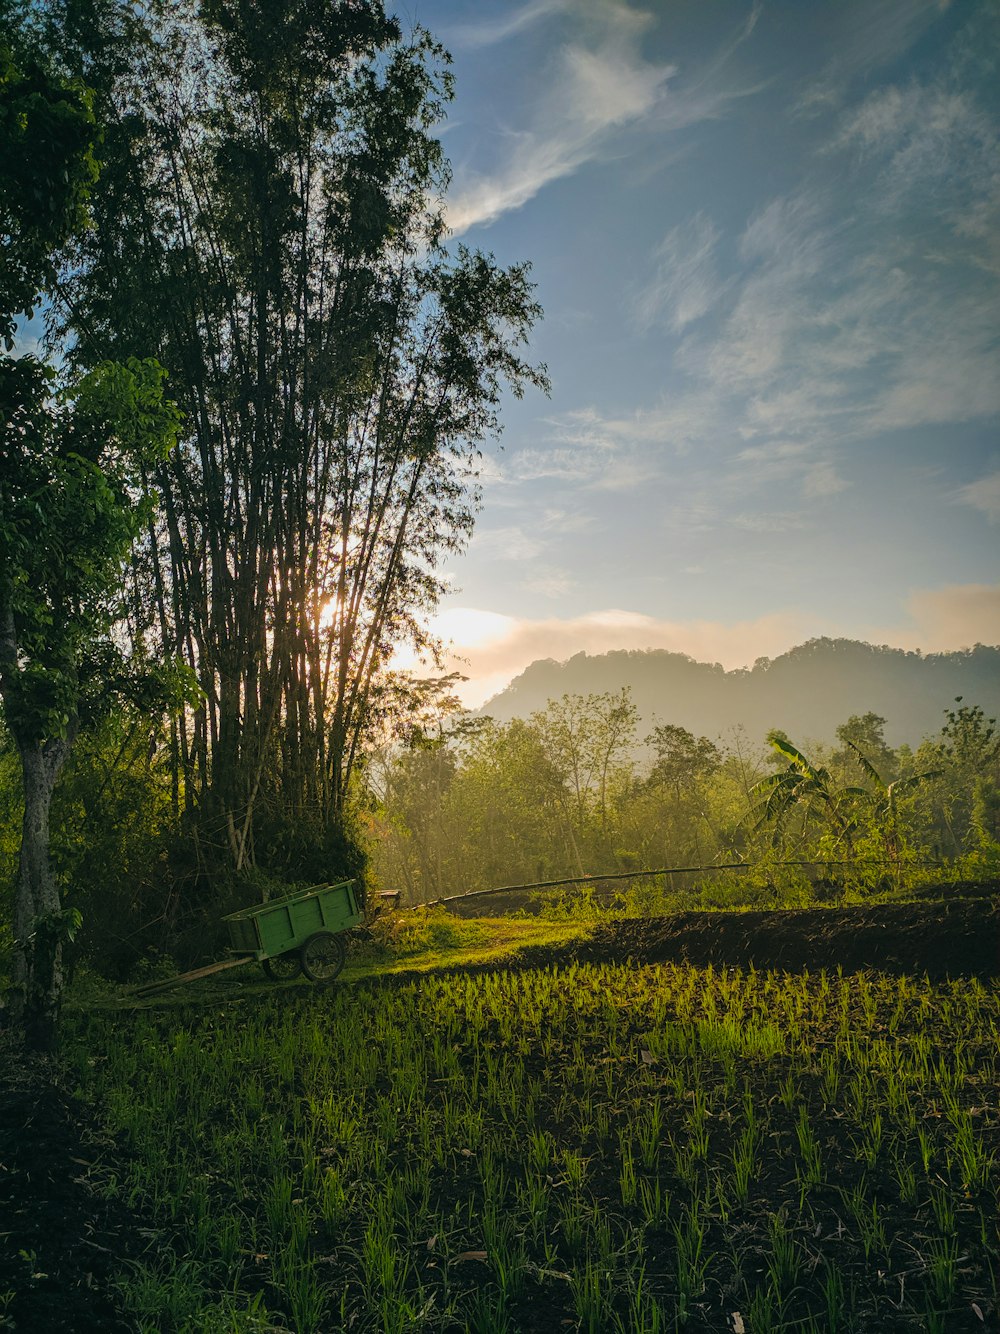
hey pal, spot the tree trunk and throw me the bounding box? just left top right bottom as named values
left=9, top=739, right=71, bottom=1051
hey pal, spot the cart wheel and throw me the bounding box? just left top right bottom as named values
left=262, top=951, right=302, bottom=982
left=300, top=931, right=346, bottom=983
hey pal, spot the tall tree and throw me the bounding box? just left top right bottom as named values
left=833, top=713, right=896, bottom=784
left=532, top=690, right=638, bottom=839
left=845, top=740, right=940, bottom=885
left=937, top=698, right=1000, bottom=854
left=0, top=357, right=180, bottom=1045
left=47, top=0, right=547, bottom=882
left=0, top=27, right=184, bottom=1044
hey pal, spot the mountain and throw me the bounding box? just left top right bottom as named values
left=479, top=638, right=1000, bottom=748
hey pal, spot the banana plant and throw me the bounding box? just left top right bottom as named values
left=747, top=735, right=869, bottom=851
left=846, top=741, right=942, bottom=870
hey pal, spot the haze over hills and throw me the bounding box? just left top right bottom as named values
left=480, top=639, right=1000, bottom=749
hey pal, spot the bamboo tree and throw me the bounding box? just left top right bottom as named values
left=48, top=0, right=547, bottom=883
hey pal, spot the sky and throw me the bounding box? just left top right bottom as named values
left=389, top=0, right=1000, bottom=704
left=15, top=0, right=998, bottom=708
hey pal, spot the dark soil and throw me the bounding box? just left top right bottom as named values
left=0, top=1036, right=139, bottom=1333
left=503, top=891, right=1000, bottom=980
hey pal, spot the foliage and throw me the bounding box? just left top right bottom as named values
left=0, top=25, right=99, bottom=343
left=370, top=699, right=1000, bottom=908
left=45, top=0, right=547, bottom=884
left=748, top=734, right=869, bottom=851
left=646, top=724, right=722, bottom=796
left=833, top=712, right=897, bottom=784
left=0, top=355, right=182, bottom=1039
left=0, top=356, right=180, bottom=736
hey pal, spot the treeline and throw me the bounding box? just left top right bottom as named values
left=368, top=692, right=1000, bottom=904
left=483, top=640, right=1000, bottom=750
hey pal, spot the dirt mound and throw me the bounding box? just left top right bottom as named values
left=509, top=894, right=999, bottom=979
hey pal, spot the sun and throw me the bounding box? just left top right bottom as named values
left=431, top=608, right=514, bottom=650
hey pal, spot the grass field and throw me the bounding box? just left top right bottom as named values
left=62, top=920, right=999, bottom=1333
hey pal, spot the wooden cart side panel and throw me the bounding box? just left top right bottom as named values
left=226, top=915, right=262, bottom=954
left=320, top=882, right=363, bottom=931
left=255, top=902, right=299, bottom=957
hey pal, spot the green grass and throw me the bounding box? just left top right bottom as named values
left=66, top=947, right=1000, bottom=1332
left=67, top=912, right=590, bottom=1014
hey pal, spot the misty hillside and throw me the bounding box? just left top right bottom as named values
left=480, top=638, right=1000, bottom=748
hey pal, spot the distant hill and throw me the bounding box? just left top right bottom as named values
left=479, top=638, right=1000, bottom=749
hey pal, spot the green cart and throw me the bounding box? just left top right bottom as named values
left=223, top=879, right=362, bottom=982
left=131, top=880, right=362, bottom=997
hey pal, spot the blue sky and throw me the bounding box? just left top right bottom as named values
left=393, top=0, right=1000, bottom=701
left=16, top=0, right=997, bottom=704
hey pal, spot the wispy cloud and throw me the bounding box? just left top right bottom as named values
left=589, top=65, right=1000, bottom=503
left=445, top=0, right=763, bottom=235
left=521, top=570, right=577, bottom=599
left=633, top=213, right=725, bottom=332
left=492, top=407, right=661, bottom=493
left=467, top=525, right=545, bottom=562
left=802, top=461, right=850, bottom=499
left=954, top=469, right=1000, bottom=521
left=446, top=6, right=674, bottom=233
left=731, top=512, right=808, bottom=533
left=443, top=0, right=566, bottom=51
left=795, top=0, right=950, bottom=117
left=731, top=439, right=848, bottom=501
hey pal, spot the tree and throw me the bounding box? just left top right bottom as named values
left=532, top=690, right=638, bottom=844
left=0, top=30, right=98, bottom=344
left=646, top=724, right=721, bottom=799
left=937, top=699, right=1000, bottom=855
left=845, top=741, right=940, bottom=887
left=642, top=724, right=723, bottom=865
left=0, top=32, right=181, bottom=1045
left=47, top=0, right=547, bottom=884
left=748, top=733, right=867, bottom=853
left=0, top=356, right=180, bottom=1046
left=833, top=713, right=896, bottom=784
left=447, top=718, right=572, bottom=892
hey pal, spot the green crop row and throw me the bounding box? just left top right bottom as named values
left=73, top=962, right=999, bottom=1332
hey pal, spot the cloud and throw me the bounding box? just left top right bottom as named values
left=633, top=213, right=725, bottom=332
left=446, top=10, right=674, bottom=234
left=887, top=582, right=1000, bottom=652
left=503, top=408, right=616, bottom=483
left=736, top=440, right=809, bottom=466
left=521, top=570, right=577, bottom=598
left=731, top=511, right=808, bottom=533
left=600, top=67, right=1000, bottom=495
left=494, top=407, right=662, bottom=493
left=444, top=0, right=566, bottom=50
left=954, top=469, right=1000, bottom=521
left=802, top=461, right=850, bottom=499
left=467, top=525, right=545, bottom=562
left=795, top=0, right=950, bottom=117
left=445, top=0, right=764, bottom=235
